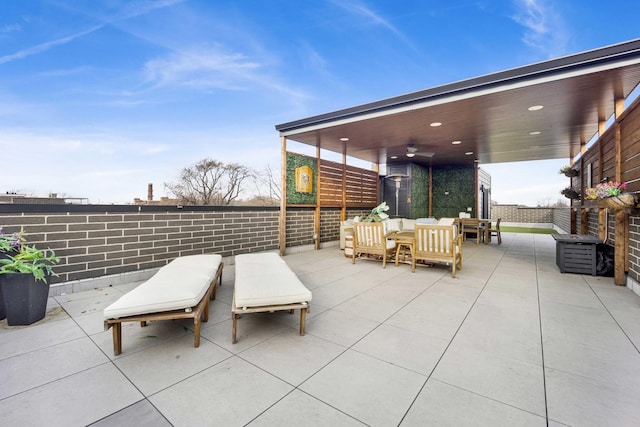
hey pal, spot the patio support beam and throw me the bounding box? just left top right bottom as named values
left=279, top=136, right=287, bottom=256
left=315, top=144, right=321, bottom=250
left=613, top=96, right=627, bottom=286
left=474, top=163, right=479, bottom=217
left=341, top=142, right=347, bottom=221
left=599, top=209, right=607, bottom=240
left=428, top=166, right=433, bottom=217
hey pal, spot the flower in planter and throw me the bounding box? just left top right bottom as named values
left=0, top=231, right=59, bottom=282
left=363, top=202, right=390, bottom=222
left=585, top=181, right=627, bottom=199
left=0, top=228, right=25, bottom=253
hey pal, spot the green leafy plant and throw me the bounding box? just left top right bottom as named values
left=561, top=187, right=580, bottom=199
left=0, top=232, right=59, bottom=282
left=559, top=165, right=573, bottom=174
left=363, top=202, right=390, bottom=222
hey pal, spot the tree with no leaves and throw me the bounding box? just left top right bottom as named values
left=165, top=158, right=253, bottom=205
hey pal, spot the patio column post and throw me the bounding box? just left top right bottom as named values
left=341, top=141, right=347, bottom=221
left=613, top=97, right=628, bottom=286
left=279, top=136, right=287, bottom=256
left=315, top=144, right=321, bottom=250
left=428, top=166, right=433, bottom=217
left=597, top=119, right=607, bottom=240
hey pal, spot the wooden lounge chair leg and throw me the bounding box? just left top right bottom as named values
left=203, top=299, right=210, bottom=322
left=300, top=307, right=307, bottom=336
left=232, top=313, right=239, bottom=344
left=194, top=318, right=201, bottom=348
left=112, top=323, right=122, bottom=356
left=140, top=321, right=147, bottom=327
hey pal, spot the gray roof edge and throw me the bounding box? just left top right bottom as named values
left=275, top=38, right=640, bottom=133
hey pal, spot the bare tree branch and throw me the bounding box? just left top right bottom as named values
left=165, top=158, right=254, bottom=205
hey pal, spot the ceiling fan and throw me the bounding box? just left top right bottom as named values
left=406, top=143, right=435, bottom=158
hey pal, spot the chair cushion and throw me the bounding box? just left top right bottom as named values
left=234, top=253, right=312, bottom=308
left=416, top=217, right=437, bottom=225
left=401, top=219, right=415, bottom=231
left=104, top=254, right=222, bottom=319
left=438, top=217, right=455, bottom=226
left=384, top=218, right=402, bottom=233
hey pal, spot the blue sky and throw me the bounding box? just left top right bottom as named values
left=1, top=0, right=639, bottom=205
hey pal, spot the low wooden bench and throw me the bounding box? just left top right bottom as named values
left=232, top=253, right=312, bottom=344
left=104, top=254, right=223, bottom=355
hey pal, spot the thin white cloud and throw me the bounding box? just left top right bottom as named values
left=0, top=0, right=186, bottom=65
left=512, top=0, right=569, bottom=58
left=142, top=44, right=309, bottom=100
left=143, top=46, right=261, bottom=90
left=329, top=0, right=417, bottom=50
left=0, top=25, right=103, bottom=65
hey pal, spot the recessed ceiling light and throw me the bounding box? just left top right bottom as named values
left=430, top=122, right=442, bottom=127
left=406, top=153, right=416, bottom=158
left=451, top=140, right=462, bottom=145
left=528, top=105, right=544, bottom=111
left=474, top=159, right=480, bottom=163
left=390, top=155, right=398, bottom=159
left=465, top=151, right=473, bottom=155
left=340, top=137, right=349, bottom=141
left=529, top=131, right=541, bottom=136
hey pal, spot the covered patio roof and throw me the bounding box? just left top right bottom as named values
left=276, top=39, right=640, bottom=168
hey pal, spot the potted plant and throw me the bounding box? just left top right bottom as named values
left=559, top=165, right=579, bottom=177
left=0, top=228, right=26, bottom=321
left=585, top=180, right=637, bottom=209
left=363, top=202, right=390, bottom=222
left=561, top=187, right=580, bottom=199
left=0, top=234, right=59, bottom=326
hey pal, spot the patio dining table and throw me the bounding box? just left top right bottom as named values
left=459, top=218, right=491, bottom=244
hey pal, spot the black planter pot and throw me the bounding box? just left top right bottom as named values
left=0, top=251, right=17, bottom=321
left=0, top=273, right=50, bottom=326
left=0, top=284, right=4, bottom=321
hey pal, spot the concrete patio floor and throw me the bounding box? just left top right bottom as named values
left=1, top=232, right=640, bottom=426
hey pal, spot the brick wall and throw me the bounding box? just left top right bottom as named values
left=285, top=208, right=314, bottom=247
left=320, top=208, right=341, bottom=243
left=0, top=205, right=287, bottom=284
left=491, top=205, right=554, bottom=224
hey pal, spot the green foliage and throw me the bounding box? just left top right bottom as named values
left=410, top=164, right=429, bottom=218
left=0, top=241, right=59, bottom=283
left=0, top=228, right=25, bottom=252
left=431, top=166, right=475, bottom=218
left=362, top=202, right=390, bottom=222
left=286, top=153, right=317, bottom=204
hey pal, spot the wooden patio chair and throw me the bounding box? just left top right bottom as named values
left=414, top=224, right=463, bottom=277
left=490, top=218, right=502, bottom=244
left=352, top=222, right=397, bottom=268
left=461, top=218, right=481, bottom=244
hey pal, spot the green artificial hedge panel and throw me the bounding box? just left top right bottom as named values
left=286, top=153, right=317, bottom=204
left=411, top=163, right=430, bottom=218
left=431, top=166, right=475, bottom=218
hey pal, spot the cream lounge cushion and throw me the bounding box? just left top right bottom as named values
left=104, top=254, right=222, bottom=319
left=438, top=217, right=455, bottom=226
left=234, top=253, right=312, bottom=308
